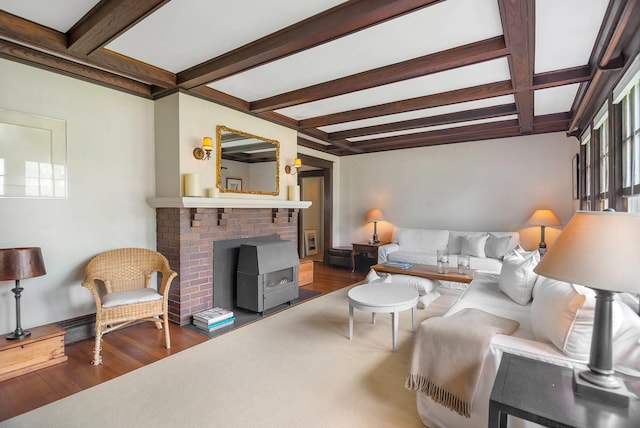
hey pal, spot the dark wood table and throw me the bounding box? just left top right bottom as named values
left=489, top=353, right=640, bottom=427
left=351, top=242, right=389, bottom=272
left=371, top=262, right=474, bottom=283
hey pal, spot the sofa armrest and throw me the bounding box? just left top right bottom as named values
left=378, top=243, right=399, bottom=263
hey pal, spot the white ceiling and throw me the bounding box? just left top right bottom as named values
left=0, top=0, right=618, bottom=154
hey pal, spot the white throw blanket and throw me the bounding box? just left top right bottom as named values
left=405, top=308, right=519, bottom=418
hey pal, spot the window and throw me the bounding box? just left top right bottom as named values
left=581, top=131, right=591, bottom=210
left=621, top=81, right=639, bottom=194
left=594, top=103, right=609, bottom=210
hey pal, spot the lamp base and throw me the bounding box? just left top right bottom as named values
left=6, top=329, right=31, bottom=340
left=573, top=368, right=634, bottom=405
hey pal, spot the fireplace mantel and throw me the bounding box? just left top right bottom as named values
left=147, top=197, right=312, bottom=209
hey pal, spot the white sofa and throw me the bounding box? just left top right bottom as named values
left=411, top=267, right=640, bottom=427
left=378, top=227, right=520, bottom=274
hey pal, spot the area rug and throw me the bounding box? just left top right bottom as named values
left=0, top=285, right=461, bottom=428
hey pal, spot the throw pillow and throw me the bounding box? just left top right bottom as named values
left=530, top=277, right=623, bottom=361
left=485, top=233, right=512, bottom=260
left=365, top=269, right=392, bottom=284
left=417, top=290, right=441, bottom=309
left=448, top=231, right=466, bottom=254
left=391, top=274, right=437, bottom=296
left=460, top=233, right=489, bottom=258
left=498, top=250, right=540, bottom=305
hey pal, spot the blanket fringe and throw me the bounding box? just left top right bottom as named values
left=405, top=374, right=471, bottom=418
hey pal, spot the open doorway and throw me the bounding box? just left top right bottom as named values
left=297, top=154, right=333, bottom=263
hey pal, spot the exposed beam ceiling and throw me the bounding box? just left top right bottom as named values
left=1, top=0, right=638, bottom=155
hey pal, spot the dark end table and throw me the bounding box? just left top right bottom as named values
left=489, top=353, right=640, bottom=427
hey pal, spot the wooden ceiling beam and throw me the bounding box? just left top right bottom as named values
left=297, top=137, right=332, bottom=152
left=68, top=0, right=170, bottom=56
left=350, top=119, right=520, bottom=148
left=249, top=36, right=508, bottom=113
left=0, top=10, right=175, bottom=88
left=301, top=128, right=363, bottom=153
left=498, top=0, right=535, bottom=133
left=328, top=103, right=517, bottom=140
left=351, top=122, right=523, bottom=154
left=532, top=66, right=591, bottom=89
left=176, top=0, right=444, bottom=89
left=298, top=80, right=514, bottom=129
left=569, top=0, right=640, bottom=134
left=0, top=39, right=151, bottom=97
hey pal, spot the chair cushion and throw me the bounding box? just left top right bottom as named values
left=102, top=288, right=163, bottom=308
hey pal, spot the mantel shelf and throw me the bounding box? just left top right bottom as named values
left=147, top=197, right=312, bottom=209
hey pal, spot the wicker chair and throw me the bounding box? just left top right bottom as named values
left=82, top=248, right=177, bottom=365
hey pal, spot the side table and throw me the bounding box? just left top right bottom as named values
left=0, top=324, right=67, bottom=381
left=348, top=282, right=418, bottom=352
left=489, top=353, right=640, bottom=427
left=351, top=241, right=389, bottom=272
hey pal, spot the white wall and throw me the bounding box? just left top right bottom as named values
left=156, top=93, right=298, bottom=198
left=338, top=133, right=579, bottom=250
left=0, top=59, right=156, bottom=334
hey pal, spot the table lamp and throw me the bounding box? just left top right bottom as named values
left=534, top=211, right=640, bottom=401
left=365, top=209, right=384, bottom=243
left=0, top=247, right=46, bottom=340
left=526, top=209, right=561, bottom=255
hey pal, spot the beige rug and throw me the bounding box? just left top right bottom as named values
left=0, top=285, right=461, bottom=428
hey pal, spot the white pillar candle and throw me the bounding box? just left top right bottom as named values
left=288, top=185, right=300, bottom=201
left=184, top=173, right=202, bottom=197
left=207, top=188, right=219, bottom=198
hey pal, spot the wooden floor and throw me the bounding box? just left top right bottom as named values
left=0, top=262, right=364, bottom=422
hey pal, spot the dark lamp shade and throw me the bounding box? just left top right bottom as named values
left=0, top=247, right=47, bottom=281
left=534, top=211, right=640, bottom=293
left=365, top=209, right=385, bottom=223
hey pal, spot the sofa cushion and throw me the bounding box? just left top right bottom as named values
left=461, top=233, right=489, bottom=258
left=530, top=277, right=623, bottom=361
left=498, top=249, right=540, bottom=305
left=394, top=228, right=450, bottom=252
left=448, top=231, right=466, bottom=254
left=485, top=233, right=512, bottom=260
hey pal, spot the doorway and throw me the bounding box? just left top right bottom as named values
left=297, top=154, right=333, bottom=263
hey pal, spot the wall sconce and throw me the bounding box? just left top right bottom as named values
left=285, top=158, right=302, bottom=175
left=193, top=137, right=213, bottom=160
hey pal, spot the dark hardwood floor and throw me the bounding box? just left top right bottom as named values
left=0, top=262, right=364, bottom=422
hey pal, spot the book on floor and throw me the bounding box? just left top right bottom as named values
left=193, top=317, right=235, bottom=332
left=192, top=307, right=234, bottom=325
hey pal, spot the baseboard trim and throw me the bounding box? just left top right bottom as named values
left=56, top=314, right=95, bottom=345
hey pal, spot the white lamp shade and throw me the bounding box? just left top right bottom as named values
left=534, top=211, right=640, bottom=293
left=527, top=209, right=561, bottom=226
left=365, top=209, right=385, bottom=223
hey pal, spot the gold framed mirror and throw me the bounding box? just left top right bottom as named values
left=216, top=125, right=280, bottom=196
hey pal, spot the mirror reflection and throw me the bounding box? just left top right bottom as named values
left=216, top=125, right=279, bottom=195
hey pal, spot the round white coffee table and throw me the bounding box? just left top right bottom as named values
left=348, top=282, right=419, bottom=352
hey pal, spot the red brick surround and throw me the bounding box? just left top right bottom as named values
left=156, top=207, right=298, bottom=325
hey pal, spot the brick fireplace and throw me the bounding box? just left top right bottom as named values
left=155, top=207, right=298, bottom=325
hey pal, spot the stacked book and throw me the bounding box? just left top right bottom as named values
left=192, top=307, right=235, bottom=332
